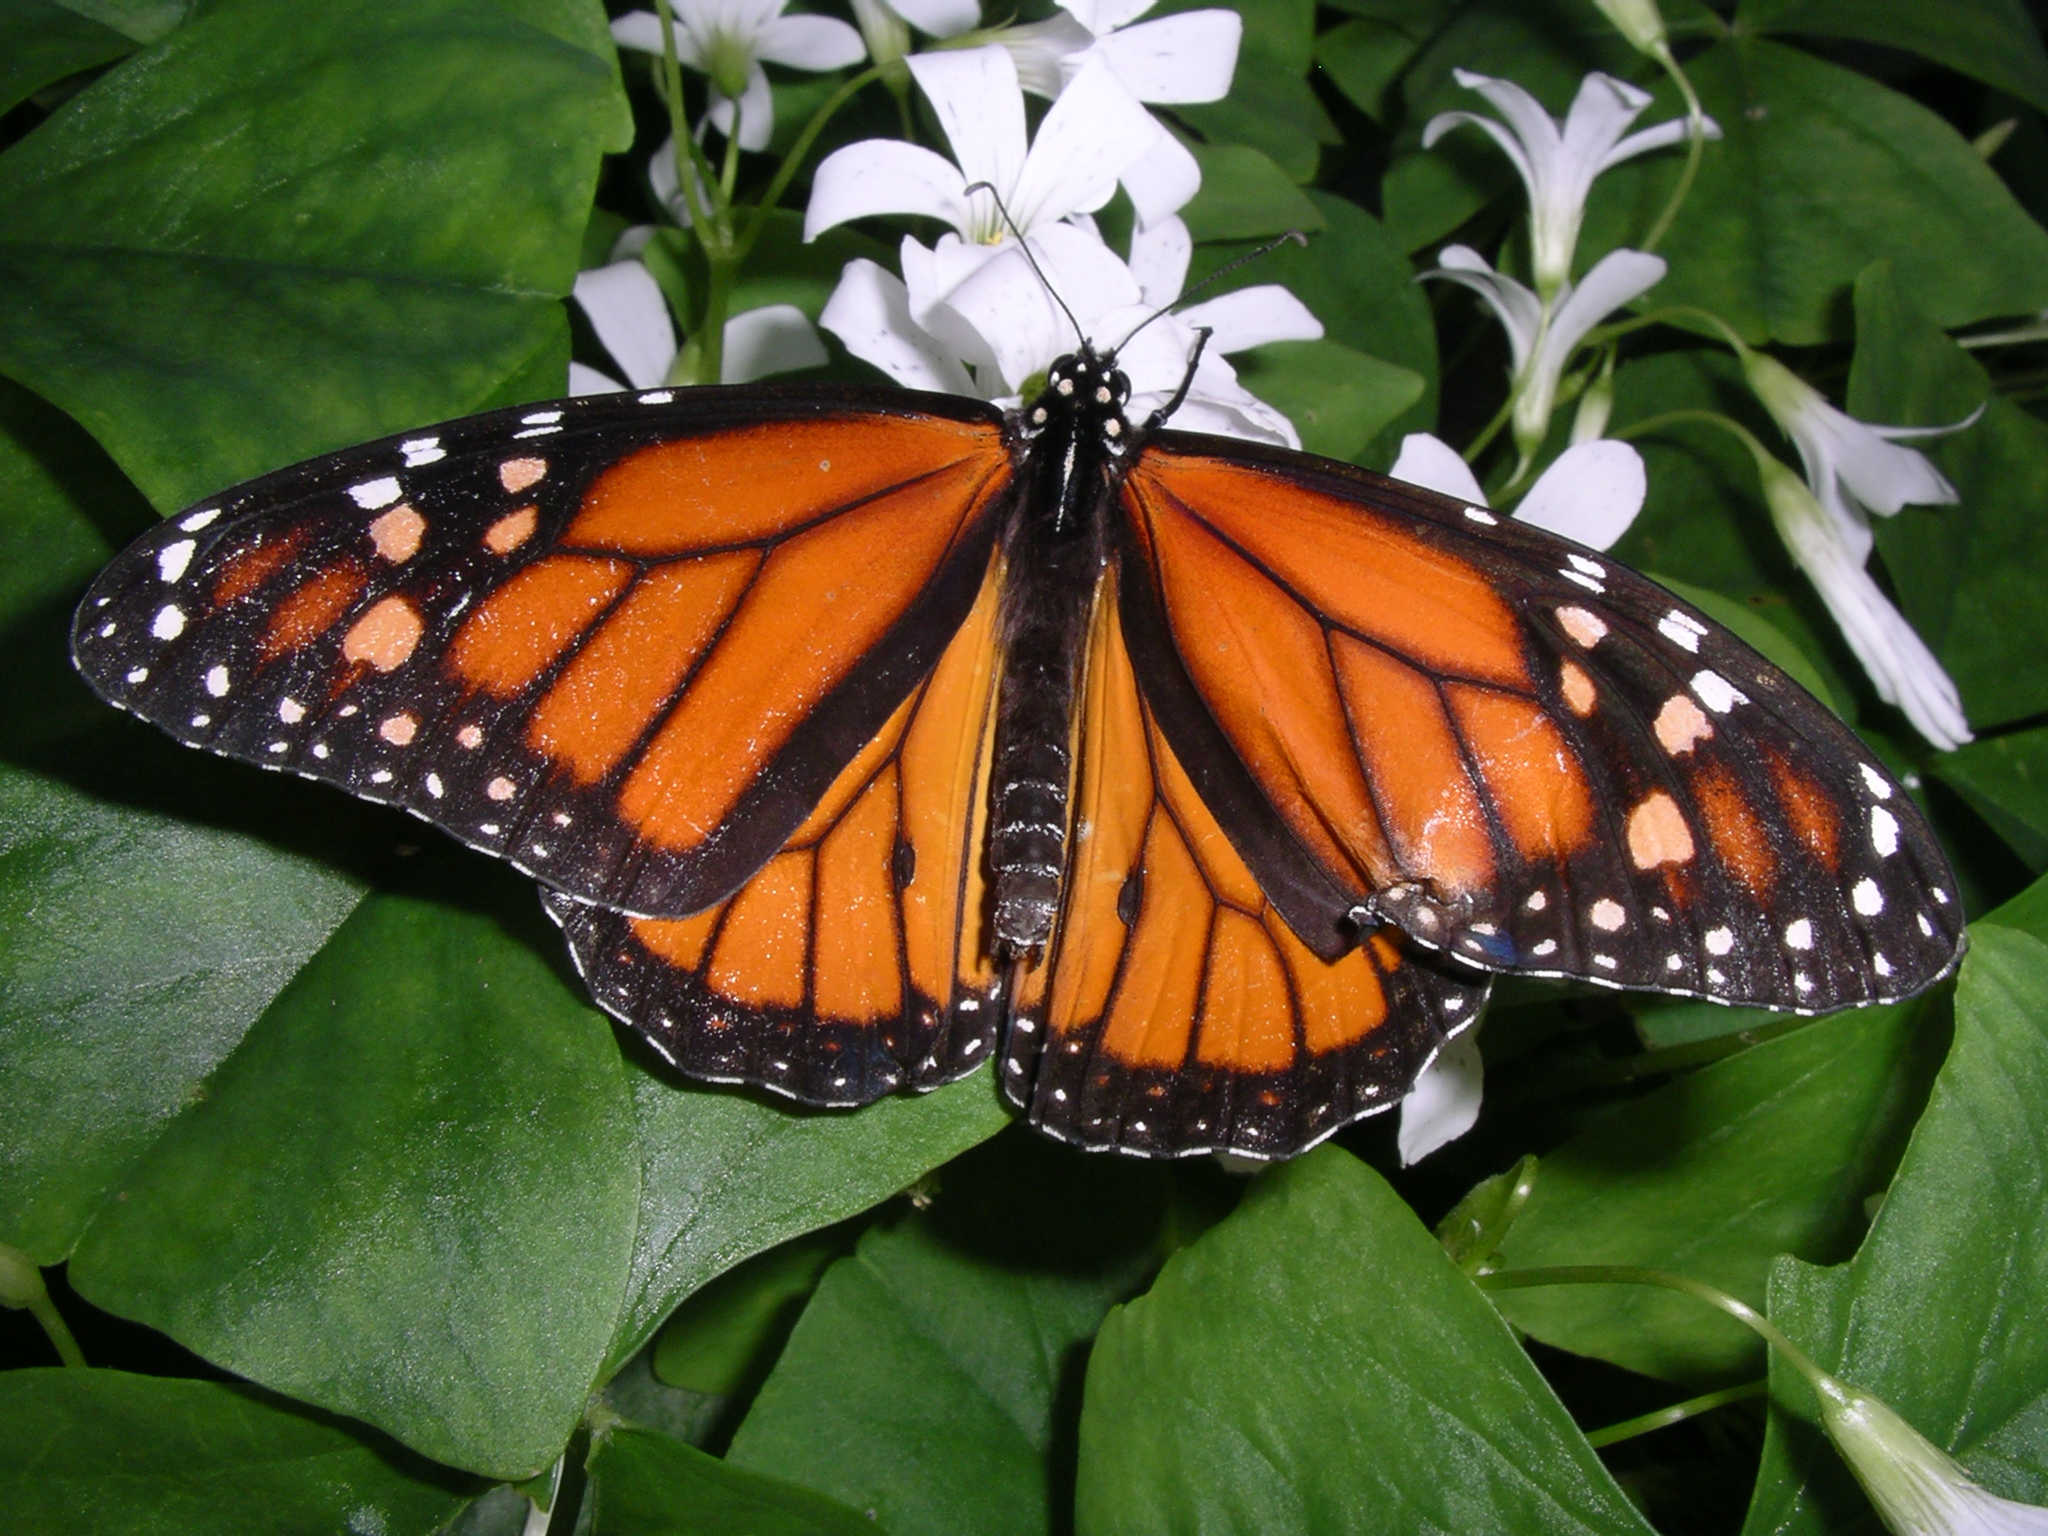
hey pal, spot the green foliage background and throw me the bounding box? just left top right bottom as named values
left=3, top=0, right=2047, bottom=1530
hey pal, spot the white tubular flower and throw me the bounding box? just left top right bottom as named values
left=1396, top=1030, right=1484, bottom=1165
left=805, top=46, right=1155, bottom=245
left=993, top=0, right=1241, bottom=225
left=1424, top=69, right=1718, bottom=296
left=1756, top=455, right=1971, bottom=750
left=1589, top=0, right=1669, bottom=58
left=1423, top=244, right=1667, bottom=466
left=1389, top=434, right=1645, bottom=552
left=1814, top=1374, right=2048, bottom=1536
left=613, top=2, right=865, bottom=152
left=569, top=258, right=825, bottom=390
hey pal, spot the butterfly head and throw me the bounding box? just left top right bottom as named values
left=1028, top=345, right=1134, bottom=451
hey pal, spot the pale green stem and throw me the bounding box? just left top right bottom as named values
left=734, top=63, right=887, bottom=265
left=1639, top=47, right=1710, bottom=256
left=1586, top=1381, right=1767, bottom=1449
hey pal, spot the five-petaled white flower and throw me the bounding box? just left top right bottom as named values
left=614, top=1, right=866, bottom=152
left=1424, top=69, right=1717, bottom=297
left=992, top=0, right=1242, bottom=226
left=1814, top=1374, right=2048, bottom=1536
left=1422, top=243, right=1667, bottom=470
left=1744, top=352, right=1975, bottom=749
left=569, top=255, right=825, bottom=391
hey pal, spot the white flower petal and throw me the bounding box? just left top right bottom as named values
left=821, top=259, right=978, bottom=394
left=1425, top=246, right=1543, bottom=371
left=1389, top=432, right=1486, bottom=503
left=1127, top=216, right=1191, bottom=309
left=1398, top=1030, right=1484, bottom=1165
left=1599, top=112, right=1722, bottom=173
left=705, top=64, right=775, bottom=150
left=1421, top=108, right=1538, bottom=198
left=1118, top=119, right=1202, bottom=227
left=1063, top=0, right=1158, bottom=35
left=1512, top=440, right=1646, bottom=551
left=1541, top=247, right=1666, bottom=360
left=1818, top=1377, right=2048, bottom=1536
left=997, top=12, right=1096, bottom=96
left=805, top=139, right=974, bottom=239
left=721, top=304, right=828, bottom=382
left=569, top=361, right=625, bottom=395
left=908, top=48, right=1028, bottom=226
left=1007, top=56, right=1157, bottom=228
left=885, top=0, right=980, bottom=36
left=572, top=260, right=677, bottom=391
left=1092, top=10, right=1242, bottom=103
left=757, top=12, right=866, bottom=68
left=1177, top=284, right=1323, bottom=353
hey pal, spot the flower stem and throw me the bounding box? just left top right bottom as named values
left=735, top=64, right=886, bottom=264
left=1640, top=50, right=1710, bottom=256
left=1586, top=1381, right=1766, bottom=1448
left=0, top=1245, right=86, bottom=1367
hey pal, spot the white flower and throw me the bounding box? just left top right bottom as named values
left=806, top=46, right=1157, bottom=246
left=1389, top=433, right=1646, bottom=552
left=1424, top=69, right=1717, bottom=296
left=1422, top=244, right=1666, bottom=466
left=1756, top=454, right=1971, bottom=750
left=613, top=2, right=865, bottom=152
left=1396, top=1030, right=1484, bottom=1165
left=992, top=0, right=1242, bottom=225
left=569, top=257, right=826, bottom=390
left=819, top=218, right=1320, bottom=445
left=1814, top=1374, right=2048, bottom=1536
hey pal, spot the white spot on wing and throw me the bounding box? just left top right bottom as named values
left=1704, top=926, right=1735, bottom=956
left=1658, top=611, right=1707, bottom=652
left=1691, top=669, right=1746, bottom=714
left=152, top=605, right=186, bottom=641
left=1463, top=506, right=1497, bottom=526
left=157, top=538, right=196, bottom=583
left=1859, top=763, right=1893, bottom=800
left=401, top=437, right=445, bottom=467
left=1852, top=878, right=1883, bottom=916
left=278, top=697, right=305, bottom=723
left=125, top=666, right=148, bottom=685
left=204, top=664, right=230, bottom=697
left=1871, top=805, right=1900, bottom=857
left=1784, top=917, right=1813, bottom=950
left=348, top=476, right=403, bottom=509
left=178, top=508, right=221, bottom=531
left=638, top=390, right=674, bottom=405
left=1591, top=898, right=1626, bottom=932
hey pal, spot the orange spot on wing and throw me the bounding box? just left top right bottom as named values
left=1693, top=767, right=1773, bottom=897
left=706, top=851, right=812, bottom=1009
left=528, top=553, right=760, bottom=784
left=261, top=561, right=366, bottom=658
left=1097, top=815, right=1204, bottom=1069
left=213, top=528, right=308, bottom=606
left=1764, top=747, right=1842, bottom=869
left=499, top=457, right=547, bottom=493
left=811, top=767, right=907, bottom=1023
left=1655, top=695, right=1713, bottom=755
left=1559, top=661, right=1595, bottom=716
left=368, top=505, right=424, bottom=563
left=630, top=908, right=720, bottom=971
left=566, top=416, right=1005, bottom=555
left=485, top=507, right=539, bottom=555
left=342, top=595, right=424, bottom=672
left=1446, top=683, right=1593, bottom=861
left=1193, top=912, right=1295, bottom=1072
left=1331, top=635, right=1495, bottom=894
left=1285, top=922, right=1388, bottom=1053
left=449, top=556, right=632, bottom=696
left=1627, top=790, right=1695, bottom=871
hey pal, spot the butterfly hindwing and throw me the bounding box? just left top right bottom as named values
left=1116, top=436, right=1963, bottom=1013
left=72, top=388, right=1016, bottom=919
left=546, top=559, right=1007, bottom=1103
left=1003, top=572, right=1491, bottom=1160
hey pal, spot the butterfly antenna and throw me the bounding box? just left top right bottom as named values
left=962, top=180, right=1089, bottom=350
left=1112, top=229, right=1309, bottom=355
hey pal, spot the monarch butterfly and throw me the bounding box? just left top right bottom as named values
left=72, top=338, right=1964, bottom=1160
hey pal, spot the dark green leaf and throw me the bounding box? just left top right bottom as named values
left=1738, top=0, right=2048, bottom=114
left=652, top=1233, right=841, bottom=1396
left=587, top=1424, right=875, bottom=1535
left=1181, top=144, right=1324, bottom=243
left=1929, top=728, right=2048, bottom=870
left=0, top=1369, right=477, bottom=1536
left=1741, top=924, right=2048, bottom=1533
left=1492, top=999, right=1946, bottom=1383
left=1233, top=339, right=1423, bottom=463
left=1314, top=17, right=1426, bottom=122
left=67, top=887, right=643, bottom=1480
left=0, top=0, right=135, bottom=115
left=1076, top=1148, right=1655, bottom=1535
left=1178, top=57, right=1337, bottom=183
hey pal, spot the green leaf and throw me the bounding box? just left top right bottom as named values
left=728, top=1135, right=1169, bottom=1536
left=0, top=0, right=630, bottom=506
left=1739, top=0, right=2048, bottom=114
left=1314, top=16, right=1428, bottom=122
left=1233, top=339, right=1423, bottom=463
left=1741, top=924, right=2048, bottom=1533
left=66, top=883, right=643, bottom=1480
left=1585, top=38, right=2048, bottom=344
left=587, top=1424, right=875, bottom=1535
left=1181, top=144, right=1324, bottom=243
left=1929, top=727, right=2048, bottom=870
left=1178, top=58, right=1337, bottom=183
left=1491, top=999, right=1946, bottom=1383
left=0, top=0, right=136, bottom=115
left=1849, top=264, right=2048, bottom=732
left=652, top=1233, right=841, bottom=1396
left=0, top=1369, right=478, bottom=1535
left=1075, top=1148, right=1655, bottom=1535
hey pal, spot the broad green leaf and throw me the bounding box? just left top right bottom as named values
left=587, top=1425, right=874, bottom=1535
left=1585, top=38, right=2048, bottom=344
left=1930, top=728, right=2048, bottom=870
left=1741, top=924, right=2048, bottom=1534
left=1849, top=264, right=2048, bottom=732
left=1492, top=999, right=1945, bottom=1383
left=605, top=1067, right=1010, bottom=1375
left=0, top=0, right=135, bottom=115
left=728, top=1134, right=1169, bottom=1536
left=0, top=0, right=630, bottom=506
left=0, top=1369, right=478, bottom=1536
left=1181, top=144, right=1324, bottom=243
left=1076, top=1148, right=1655, bottom=1535
left=67, top=883, right=643, bottom=1480
left=1178, top=58, right=1337, bottom=184
left=1739, top=0, right=2048, bottom=114
left=1314, top=16, right=1428, bottom=122
left=652, top=1233, right=841, bottom=1396
left=1233, top=339, right=1423, bottom=463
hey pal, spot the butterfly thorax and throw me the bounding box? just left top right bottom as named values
left=988, top=348, right=1131, bottom=957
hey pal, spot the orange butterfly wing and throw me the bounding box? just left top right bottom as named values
left=546, top=560, right=1006, bottom=1102
left=73, top=393, right=1015, bottom=918
left=1003, top=572, right=1489, bottom=1158
left=1115, top=437, right=1963, bottom=1012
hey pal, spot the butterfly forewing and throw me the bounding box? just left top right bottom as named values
left=72, top=389, right=1014, bottom=919
left=1003, top=573, right=1490, bottom=1160
left=546, top=557, right=1008, bottom=1104
left=1117, top=437, right=1963, bottom=1013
